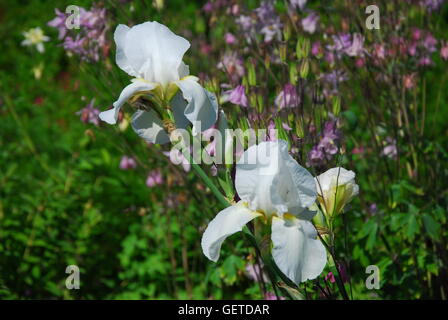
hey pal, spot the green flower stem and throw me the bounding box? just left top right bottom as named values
left=317, top=230, right=350, bottom=300
left=190, top=161, right=230, bottom=208
left=161, top=101, right=228, bottom=208
left=242, top=226, right=284, bottom=299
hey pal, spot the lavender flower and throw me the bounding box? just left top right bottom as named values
left=225, top=85, right=248, bottom=107
left=264, top=292, right=285, bottom=300
left=275, top=84, right=300, bottom=109
left=224, top=32, right=237, bottom=45
left=345, top=34, right=366, bottom=57
left=217, top=52, right=245, bottom=83
left=76, top=98, right=100, bottom=126
left=423, top=33, right=438, bottom=53
left=441, top=42, right=448, bottom=60
left=329, top=34, right=352, bottom=53
left=321, top=70, right=348, bottom=96
left=308, top=120, right=342, bottom=166
left=301, top=12, right=319, bottom=34
left=146, top=170, right=163, bottom=188
left=289, top=0, right=307, bottom=10
left=256, top=1, right=282, bottom=42
left=422, top=0, right=445, bottom=11
left=119, top=156, right=137, bottom=170
left=328, top=33, right=365, bottom=58
left=47, top=9, right=67, bottom=40
left=48, top=6, right=108, bottom=62
left=237, top=1, right=282, bottom=43
left=382, top=137, right=397, bottom=159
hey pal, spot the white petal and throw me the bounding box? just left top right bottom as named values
left=37, top=43, right=45, bottom=53
left=131, top=109, right=170, bottom=144
left=99, top=80, right=156, bottom=125
left=114, top=24, right=136, bottom=76
left=271, top=216, right=327, bottom=285
left=178, top=62, right=190, bottom=78
left=315, top=167, right=356, bottom=195
left=175, top=76, right=218, bottom=135
left=171, top=92, right=190, bottom=129
left=114, top=22, right=190, bottom=84
left=235, top=140, right=316, bottom=217
left=201, top=202, right=261, bottom=262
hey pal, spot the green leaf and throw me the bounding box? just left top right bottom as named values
left=366, top=223, right=378, bottom=250
left=422, top=214, right=440, bottom=240
left=406, top=213, right=418, bottom=240
left=277, top=282, right=304, bottom=300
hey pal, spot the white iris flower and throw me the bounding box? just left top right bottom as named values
left=315, top=167, right=359, bottom=218
left=99, top=21, right=218, bottom=143
left=201, top=140, right=327, bottom=285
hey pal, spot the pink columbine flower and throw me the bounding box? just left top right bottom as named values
left=264, top=292, right=285, bottom=300
left=217, top=52, right=245, bottom=83
left=119, top=156, right=137, bottom=170
left=227, top=85, right=248, bottom=107
left=301, top=12, right=319, bottom=34
left=403, top=73, right=417, bottom=89
left=441, top=42, right=448, bottom=60
left=312, top=41, right=323, bottom=57
left=382, top=137, right=398, bottom=159
left=146, top=170, right=163, bottom=188
left=224, top=32, right=237, bottom=45
left=76, top=98, right=100, bottom=126
left=275, top=84, right=300, bottom=109
left=345, top=33, right=366, bottom=57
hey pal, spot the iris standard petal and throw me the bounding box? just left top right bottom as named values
left=175, top=76, right=218, bottom=136
left=201, top=202, right=261, bottom=262
left=271, top=216, right=327, bottom=285
left=115, top=21, right=190, bottom=84
left=99, top=80, right=157, bottom=125
left=114, top=24, right=136, bottom=77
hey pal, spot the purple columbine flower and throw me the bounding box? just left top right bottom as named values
left=264, top=292, right=285, bottom=300
left=47, top=9, right=67, bottom=40
left=312, top=41, right=323, bottom=57
left=48, top=6, right=108, bottom=62
left=120, top=156, right=137, bottom=170
left=146, top=170, right=163, bottom=188
left=418, top=56, right=433, bottom=66
left=369, top=203, right=378, bottom=215
left=289, top=0, right=307, bottom=10
left=441, top=42, right=448, bottom=60
left=301, top=12, right=319, bottom=34
left=308, top=120, right=342, bottom=166
left=382, top=137, right=397, bottom=159
left=224, top=32, right=237, bottom=45
left=227, top=85, right=248, bottom=107
left=237, top=1, right=282, bottom=43
left=329, top=34, right=352, bottom=53
left=76, top=98, right=100, bottom=126
left=422, top=33, right=438, bottom=53
left=345, top=33, right=366, bottom=57
left=217, top=52, right=245, bottom=83
left=422, top=0, right=445, bottom=12
left=275, top=84, right=300, bottom=109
